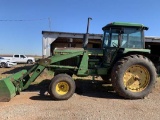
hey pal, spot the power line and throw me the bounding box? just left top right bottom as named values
left=0, top=18, right=48, bottom=22
left=0, top=17, right=52, bottom=31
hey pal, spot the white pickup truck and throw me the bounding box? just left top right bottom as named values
left=3, top=54, right=35, bottom=64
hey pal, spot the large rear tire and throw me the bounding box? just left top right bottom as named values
left=111, top=55, right=157, bottom=99
left=49, top=74, right=76, bottom=100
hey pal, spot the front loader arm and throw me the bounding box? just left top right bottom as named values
left=0, top=50, right=85, bottom=101
left=22, top=65, right=45, bottom=90
left=22, top=50, right=84, bottom=90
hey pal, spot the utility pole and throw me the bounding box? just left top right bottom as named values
left=48, top=17, right=51, bottom=31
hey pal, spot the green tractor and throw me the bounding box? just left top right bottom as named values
left=0, top=21, right=157, bottom=102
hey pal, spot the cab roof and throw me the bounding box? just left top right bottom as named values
left=102, top=22, right=148, bottom=30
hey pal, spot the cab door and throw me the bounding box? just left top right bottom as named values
left=103, top=32, right=119, bottom=66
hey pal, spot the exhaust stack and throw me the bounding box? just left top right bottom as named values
left=83, top=17, right=92, bottom=48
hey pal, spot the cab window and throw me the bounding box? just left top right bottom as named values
left=103, top=27, right=143, bottom=49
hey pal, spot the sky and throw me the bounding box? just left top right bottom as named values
left=0, top=0, right=160, bottom=55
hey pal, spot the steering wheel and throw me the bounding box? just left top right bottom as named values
left=112, top=42, right=118, bottom=47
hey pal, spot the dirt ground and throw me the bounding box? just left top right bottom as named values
left=0, top=64, right=160, bottom=120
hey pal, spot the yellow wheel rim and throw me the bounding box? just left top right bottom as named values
left=123, top=65, right=150, bottom=92
left=56, top=82, right=69, bottom=95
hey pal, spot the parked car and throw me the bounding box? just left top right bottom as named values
left=0, top=57, right=17, bottom=68
left=2, top=54, right=35, bottom=64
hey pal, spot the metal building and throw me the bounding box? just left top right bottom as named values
left=42, top=31, right=102, bottom=58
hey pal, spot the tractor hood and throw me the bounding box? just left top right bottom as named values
left=54, top=48, right=84, bottom=55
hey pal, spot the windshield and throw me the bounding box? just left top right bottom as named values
left=103, top=27, right=143, bottom=48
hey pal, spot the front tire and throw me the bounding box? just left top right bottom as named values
left=49, top=74, right=76, bottom=100
left=111, top=55, right=157, bottom=99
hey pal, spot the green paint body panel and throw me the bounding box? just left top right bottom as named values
left=22, top=65, right=45, bottom=90
left=54, top=48, right=84, bottom=55
left=77, top=51, right=89, bottom=76
left=0, top=70, right=27, bottom=102
left=0, top=79, right=16, bottom=102
left=102, top=22, right=148, bottom=30
left=97, top=68, right=108, bottom=75
left=87, top=49, right=103, bottom=56
left=50, top=51, right=84, bottom=64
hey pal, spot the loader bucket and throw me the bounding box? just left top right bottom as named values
left=0, top=70, right=27, bottom=102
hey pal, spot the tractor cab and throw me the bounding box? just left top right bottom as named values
left=102, top=22, right=148, bottom=49
left=102, top=22, right=149, bottom=65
